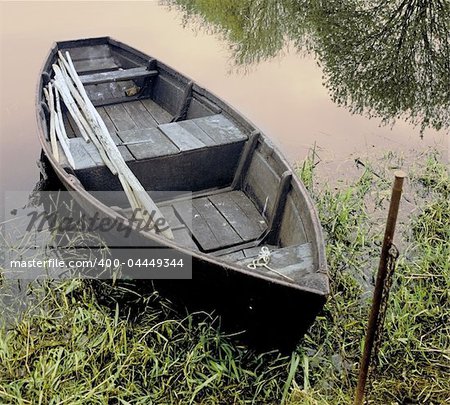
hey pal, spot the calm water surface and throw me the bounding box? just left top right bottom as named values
left=0, top=1, right=447, bottom=197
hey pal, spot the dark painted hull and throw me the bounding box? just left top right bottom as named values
left=36, top=37, right=328, bottom=350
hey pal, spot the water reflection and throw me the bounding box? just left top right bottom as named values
left=169, top=0, right=450, bottom=133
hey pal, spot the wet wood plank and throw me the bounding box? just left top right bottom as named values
left=73, top=57, right=119, bottom=74
left=209, top=192, right=266, bottom=241
left=122, top=101, right=157, bottom=128
left=173, top=200, right=220, bottom=251
left=158, top=122, right=206, bottom=151
left=80, top=67, right=157, bottom=85
left=66, top=45, right=111, bottom=61
left=192, top=197, right=242, bottom=248
left=140, top=99, right=172, bottom=124
left=103, top=104, right=137, bottom=131
left=193, top=114, right=247, bottom=144
left=125, top=128, right=179, bottom=159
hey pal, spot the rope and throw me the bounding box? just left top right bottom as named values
left=247, top=247, right=295, bottom=282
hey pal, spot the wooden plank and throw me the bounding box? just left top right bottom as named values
left=125, top=128, right=179, bottom=159
left=117, top=145, right=134, bottom=161
left=73, top=57, right=119, bottom=74
left=173, top=200, right=221, bottom=251
left=193, top=114, right=247, bottom=144
left=86, top=83, right=114, bottom=103
left=158, top=205, right=184, bottom=229
left=68, top=138, right=97, bottom=169
left=266, top=171, right=293, bottom=245
left=96, top=107, right=121, bottom=144
left=228, top=191, right=267, bottom=231
left=173, top=227, right=198, bottom=250
left=80, top=67, right=157, bottom=85
left=238, top=243, right=314, bottom=279
left=209, top=192, right=266, bottom=241
left=140, top=99, right=172, bottom=124
left=218, top=250, right=245, bottom=262
left=178, top=120, right=216, bottom=146
left=122, top=101, right=157, bottom=128
left=103, top=104, right=137, bottom=131
left=172, top=81, right=193, bottom=122
left=244, top=152, right=280, bottom=218
left=192, top=197, right=242, bottom=248
left=66, top=45, right=111, bottom=61
left=63, top=113, right=76, bottom=138
left=158, top=122, right=206, bottom=151
left=232, top=131, right=260, bottom=189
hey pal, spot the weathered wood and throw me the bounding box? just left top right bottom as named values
left=231, top=131, right=260, bottom=190
left=192, top=197, right=242, bottom=248
left=63, top=114, right=76, bottom=138
left=228, top=190, right=267, bottom=232
left=178, top=121, right=216, bottom=146
left=218, top=250, right=245, bottom=262
left=122, top=100, right=157, bottom=128
left=43, top=84, right=60, bottom=162
left=73, top=57, right=119, bottom=74
left=209, top=191, right=266, bottom=241
left=124, top=128, right=179, bottom=159
left=278, top=196, right=308, bottom=246
left=103, top=104, right=137, bottom=131
left=265, top=171, right=293, bottom=245
left=151, top=74, right=183, bottom=114
left=158, top=205, right=185, bottom=229
left=172, top=227, right=198, bottom=250
left=172, top=81, right=193, bottom=122
left=66, top=44, right=111, bottom=61
left=80, top=67, right=157, bottom=85
left=62, top=51, right=173, bottom=238
left=186, top=97, right=214, bottom=119
left=173, top=200, right=221, bottom=251
left=238, top=243, right=314, bottom=278
left=67, top=138, right=97, bottom=169
left=117, top=145, right=134, bottom=161
left=140, top=99, right=172, bottom=124
left=85, top=83, right=114, bottom=102
left=193, top=115, right=247, bottom=144
left=96, top=107, right=121, bottom=144
left=158, top=122, right=206, bottom=151
left=244, top=151, right=280, bottom=218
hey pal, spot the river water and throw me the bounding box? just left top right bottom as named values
left=0, top=1, right=447, bottom=197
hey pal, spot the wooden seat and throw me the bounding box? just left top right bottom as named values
left=80, top=67, right=158, bottom=86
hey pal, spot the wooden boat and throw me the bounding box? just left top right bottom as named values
left=36, top=37, right=328, bottom=349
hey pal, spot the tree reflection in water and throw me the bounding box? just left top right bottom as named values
left=167, top=0, right=449, bottom=134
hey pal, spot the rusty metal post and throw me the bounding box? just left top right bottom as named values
left=354, top=171, right=406, bottom=405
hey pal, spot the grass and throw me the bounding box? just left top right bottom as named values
left=0, top=149, right=448, bottom=404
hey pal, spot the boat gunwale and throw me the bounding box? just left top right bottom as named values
left=35, top=36, right=329, bottom=297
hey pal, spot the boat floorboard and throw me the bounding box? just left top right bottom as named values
left=170, top=190, right=267, bottom=252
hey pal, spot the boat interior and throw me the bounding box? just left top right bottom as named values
left=40, top=39, right=321, bottom=285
